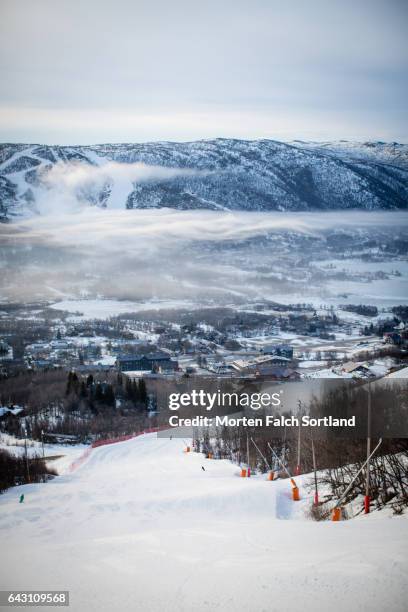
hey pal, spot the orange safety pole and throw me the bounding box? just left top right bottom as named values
left=331, top=507, right=342, bottom=521
left=290, top=477, right=300, bottom=501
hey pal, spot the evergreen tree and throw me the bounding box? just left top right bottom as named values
left=132, top=380, right=140, bottom=402
left=104, top=385, right=115, bottom=407
left=94, top=383, right=103, bottom=403
left=86, top=374, right=94, bottom=387
left=66, top=371, right=73, bottom=396
left=138, top=378, right=147, bottom=405
left=66, top=371, right=79, bottom=395
left=80, top=381, right=87, bottom=398
left=71, top=372, right=79, bottom=394
left=125, top=377, right=133, bottom=399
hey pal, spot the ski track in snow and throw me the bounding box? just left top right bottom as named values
left=0, top=433, right=407, bottom=612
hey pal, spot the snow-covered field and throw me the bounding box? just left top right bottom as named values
left=0, top=433, right=88, bottom=474
left=50, top=298, right=198, bottom=320
left=1, top=433, right=407, bottom=611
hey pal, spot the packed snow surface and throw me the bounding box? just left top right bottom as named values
left=1, top=433, right=407, bottom=611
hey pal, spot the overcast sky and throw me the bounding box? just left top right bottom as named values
left=0, top=0, right=407, bottom=144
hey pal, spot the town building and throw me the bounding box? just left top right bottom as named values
left=261, top=344, right=294, bottom=360
left=117, top=352, right=178, bottom=373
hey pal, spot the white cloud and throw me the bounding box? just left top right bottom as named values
left=35, top=160, right=202, bottom=214
left=1, top=208, right=407, bottom=303
left=5, top=207, right=407, bottom=252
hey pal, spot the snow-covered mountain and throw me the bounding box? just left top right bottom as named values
left=1, top=138, right=407, bottom=218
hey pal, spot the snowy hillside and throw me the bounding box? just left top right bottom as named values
left=1, top=432, right=407, bottom=611
left=1, top=139, right=408, bottom=218
left=292, top=140, right=408, bottom=170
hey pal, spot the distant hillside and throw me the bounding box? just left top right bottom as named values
left=1, top=138, right=407, bottom=218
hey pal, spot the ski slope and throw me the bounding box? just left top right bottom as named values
left=1, top=433, right=407, bottom=612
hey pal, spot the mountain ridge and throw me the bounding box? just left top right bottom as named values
left=1, top=138, right=407, bottom=218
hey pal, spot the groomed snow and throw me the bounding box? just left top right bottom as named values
left=385, top=366, right=408, bottom=379
left=0, top=433, right=407, bottom=611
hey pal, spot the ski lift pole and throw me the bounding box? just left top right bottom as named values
left=281, top=423, right=287, bottom=469
left=238, top=431, right=241, bottom=465
left=296, top=401, right=302, bottom=475
left=311, top=430, right=318, bottom=505
left=365, top=386, right=372, bottom=514
left=246, top=432, right=251, bottom=476
left=251, top=437, right=272, bottom=470
left=24, top=428, right=30, bottom=483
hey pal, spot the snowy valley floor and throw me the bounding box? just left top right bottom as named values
left=1, top=434, right=407, bottom=612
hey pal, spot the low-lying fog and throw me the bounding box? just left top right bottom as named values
left=0, top=209, right=407, bottom=308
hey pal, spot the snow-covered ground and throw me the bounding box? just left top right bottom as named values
left=0, top=433, right=88, bottom=474
left=1, top=433, right=407, bottom=611
left=50, top=298, right=199, bottom=320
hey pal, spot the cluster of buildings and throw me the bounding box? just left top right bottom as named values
left=0, top=304, right=407, bottom=384
left=115, top=343, right=299, bottom=380
left=383, top=322, right=408, bottom=347
left=23, top=338, right=102, bottom=370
